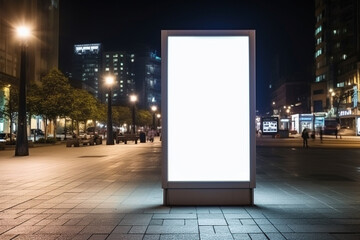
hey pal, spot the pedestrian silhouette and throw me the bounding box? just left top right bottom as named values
left=319, top=127, right=323, bottom=143
left=302, top=128, right=309, bottom=148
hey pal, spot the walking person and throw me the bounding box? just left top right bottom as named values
left=319, top=127, right=323, bottom=143
left=302, top=128, right=309, bottom=148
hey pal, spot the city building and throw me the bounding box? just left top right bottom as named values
left=102, top=51, right=136, bottom=105
left=134, top=50, right=161, bottom=110
left=71, top=43, right=102, bottom=99
left=0, top=0, right=59, bottom=133
left=313, top=0, right=360, bottom=135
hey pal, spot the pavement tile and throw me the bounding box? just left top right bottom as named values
left=159, top=234, right=199, bottom=240
left=106, top=233, right=144, bottom=240
left=120, top=214, right=152, bottom=225
left=112, top=225, right=132, bottom=233
left=143, top=235, right=160, bottom=240
left=229, top=225, right=262, bottom=234
left=146, top=225, right=198, bottom=234
left=129, top=225, right=147, bottom=234
left=4, top=225, right=44, bottom=235
left=80, top=225, right=116, bottom=234
left=11, top=234, right=60, bottom=240
left=259, top=224, right=279, bottom=233
left=288, top=224, right=360, bottom=233
left=224, top=213, right=252, bottom=219
left=249, top=233, right=270, bottom=240
left=240, top=219, right=256, bottom=225
left=282, top=233, right=337, bottom=240
left=87, top=234, right=109, bottom=240
left=233, top=233, right=251, bottom=240
left=153, top=214, right=197, bottom=219
left=37, top=225, right=85, bottom=234
left=198, top=218, right=227, bottom=226
left=163, top=220, right=185, bottom=225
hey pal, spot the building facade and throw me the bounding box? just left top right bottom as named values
left=134, top=50, right=161, bottom=110
left=71, top=43, right=102, bottom=99
left=313, top=0, right=360, bottom=113
left=0, top=0, right=59, bottom=133
left=102, top=51, right=136, bottom=105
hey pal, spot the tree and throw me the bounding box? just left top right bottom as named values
left=38, top=68, right=72, bottom=138
left=68, top=88, right=99, bottom=135
left=112, top=106, right=131, bottom=128
left=136, top=109, right=152, bottom=127
left=0, top=84, right=18, bottom=141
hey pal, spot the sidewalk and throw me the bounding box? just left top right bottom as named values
left=0, top=140, right=359, bottom=239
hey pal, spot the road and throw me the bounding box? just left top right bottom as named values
left=0, top=138, right=359, bottom=239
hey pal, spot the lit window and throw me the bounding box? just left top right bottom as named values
left=120, top=54, right=124, bottom=57
left=337, top=82, right=344, bottom=87
left=315, top=25, right=322, bottom=35
left=114, top=72, right=118, bottom=75
left=342, top=54, right=347, bottom=60
left=120, top=63, right=123, bottom=66
left=316, top=37, right=322, bottom=45
left=120, top=67, right=123, bottom=70
left=114, top=67, right=118, bottom=71
left=113, top=59, right=118, bottom=62
left=106, top=55, right=109, bottom=58
left=105, top=68, right=109, bottom=71
left=131, top=59, right=134, bottom=62
left=94, top=68, right=98, bottom=72
left=120, top=80, right=123, bottom=83
left=333, top=29, right=338, bottom=35
left=120, top=85, right=123, bottom=88
left=315, top=48, right=322, bottom=58
left=113, top=54, right=118, bottom=57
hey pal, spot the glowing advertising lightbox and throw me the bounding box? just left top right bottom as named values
left=162, top=30, right=256, bottom=205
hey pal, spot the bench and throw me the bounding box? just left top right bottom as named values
left=66, top=134, right=103, bottom=147
left=116, top=134, right=139, bottom=144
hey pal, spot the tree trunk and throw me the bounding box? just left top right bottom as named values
left=53, top=118, right=57, bottom=140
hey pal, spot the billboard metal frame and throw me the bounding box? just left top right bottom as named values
left=161, top=30, right=256, bottom=205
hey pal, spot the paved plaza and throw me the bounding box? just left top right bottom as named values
left=0, top=138, right=359, bottom=240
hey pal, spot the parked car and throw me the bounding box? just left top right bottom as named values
left=0, top=133, right=16, bottom=142
left=338, top=126, right=356, bottom=136
left=31, top=129, right=45, bottom=136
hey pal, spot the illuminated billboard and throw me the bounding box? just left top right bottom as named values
left=261, top=117, right=279, bottom=134
left=161, top=30, right=256, bottom=205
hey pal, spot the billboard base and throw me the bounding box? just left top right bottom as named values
left=163, top=188, right=254, bottom=206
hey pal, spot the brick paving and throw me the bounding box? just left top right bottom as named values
left=0, top=139, right=359, bottom=239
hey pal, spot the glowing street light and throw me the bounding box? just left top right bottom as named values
left=151, top=105, right=157, bottom=129
left=129, top=94, right=137, bottom=134
left=105, top=76, right=115, bottom=145
left=15, top=25, right=32, bottom=156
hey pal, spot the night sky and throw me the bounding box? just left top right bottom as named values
left=59, top=0, right=315, bottom=114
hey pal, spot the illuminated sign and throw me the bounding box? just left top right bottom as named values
left=161, top=30, right=256, bottom=205
left=261, top=117, right=278, bottom=134
left=339, top=110, right=352, bottom=116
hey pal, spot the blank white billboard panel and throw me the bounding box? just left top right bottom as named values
left=167, top=36, right=250, bottom=182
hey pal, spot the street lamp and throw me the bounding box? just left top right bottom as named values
left=15, top=25, right=31, bottom=156
left=105, top=76, right=115, bottom=145
left=151, top=105, right=157, bottom=129
left=130, top=94, right=137, bottom=134
left=156, top=113, right=161, bottom=127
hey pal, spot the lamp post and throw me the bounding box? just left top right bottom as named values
left=130, top=95, right=137, bottom=134
left=156, top=113, right=161, bottom=127
left=15, top=25, right=31, bottom=156
left=105, top=76, right=114, bottom=145
left=151, top=105, right=157, bottom=129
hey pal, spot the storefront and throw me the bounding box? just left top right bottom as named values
left=291, top=114, right=314, bottom=133
left=339, top=109, right=359, bottom=136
